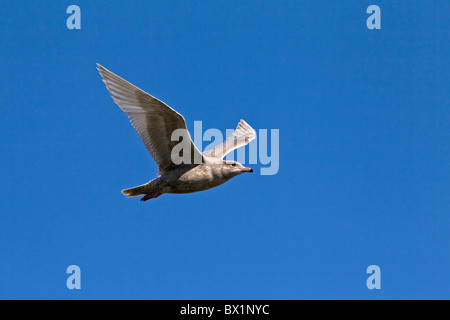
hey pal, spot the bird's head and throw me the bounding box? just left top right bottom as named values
left=221, top=160, right=253, bottom=178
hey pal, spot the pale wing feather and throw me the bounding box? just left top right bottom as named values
left=97, top=64, right=202, bottom=174
left=203, top=120, right=256, bottom=159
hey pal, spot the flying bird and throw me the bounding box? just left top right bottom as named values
left=97, top=64, right=256, bottom=201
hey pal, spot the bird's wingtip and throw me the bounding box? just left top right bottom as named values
left=96, top=63, right=105, bottom=72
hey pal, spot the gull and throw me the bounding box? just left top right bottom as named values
left=97, top=64, right=256, bottom=201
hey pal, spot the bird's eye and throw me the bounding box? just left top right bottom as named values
left=231, top=163, right=236, bottom=167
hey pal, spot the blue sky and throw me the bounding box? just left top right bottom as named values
left=0, top=1, right=449, bottom=299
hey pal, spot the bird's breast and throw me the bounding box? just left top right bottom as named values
left=164, top=164, right=229, bottom=194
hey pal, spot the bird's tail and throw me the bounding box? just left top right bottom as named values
left=121, top=184, right=148, bottom=197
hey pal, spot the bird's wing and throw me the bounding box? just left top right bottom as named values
left=203, top=120, right=256, bottom=159
left=97, top=64, right=203, bottom=174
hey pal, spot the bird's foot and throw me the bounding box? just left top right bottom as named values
left=140, top=192, right=162, bottom=201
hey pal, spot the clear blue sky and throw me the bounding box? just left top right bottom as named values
left=0, top=1, right=448, bottom=299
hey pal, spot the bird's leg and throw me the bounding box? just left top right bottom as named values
left=140, top=192, right=162, bottom=201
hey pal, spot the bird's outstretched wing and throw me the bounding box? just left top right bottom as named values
left=97, top=64, right=203, bottom=174
left=203, top=120, right=256, bottom=159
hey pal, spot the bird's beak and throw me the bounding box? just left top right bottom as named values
left=242, top=167, right=254, bottom=173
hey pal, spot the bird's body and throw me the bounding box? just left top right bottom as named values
left=163, top=164, right=237, bottom=193
left=124, top=163, right=240, bottom=199
left=97, top=64, right=256, bottom=201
